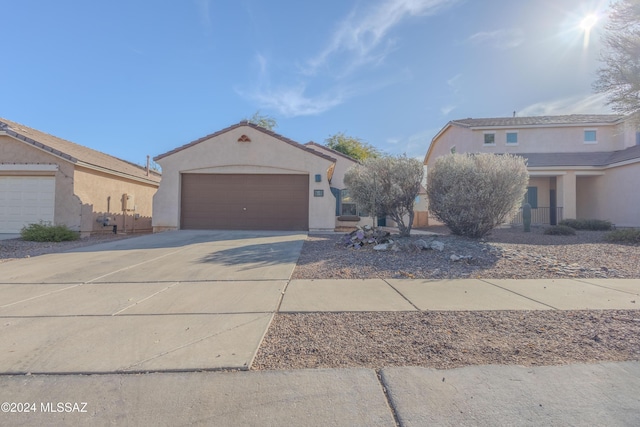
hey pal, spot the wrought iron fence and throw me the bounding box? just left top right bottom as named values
left=510, top=207, right=563, bottom=225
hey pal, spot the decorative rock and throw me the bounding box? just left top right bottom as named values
left=413, top=239, right=429, bottom=250
left=430, top=241, right=445, bottom=251
left=373, top=244, right=389, bottom=251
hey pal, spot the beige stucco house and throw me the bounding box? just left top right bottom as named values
left=0, top=118, right=160, bottom=235
left=153, top=122, right=338, bottom=232
left=424, top=114, right=640, bottom=227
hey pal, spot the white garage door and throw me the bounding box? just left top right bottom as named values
left=0, top=177, right=55, bottom=233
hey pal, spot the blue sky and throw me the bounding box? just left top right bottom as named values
left=1, top=0, right=613, bottom=167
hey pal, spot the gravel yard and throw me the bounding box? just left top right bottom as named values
left=292, top=226, right=640, bottom=280
left=255, top=226, right=640, bottom=371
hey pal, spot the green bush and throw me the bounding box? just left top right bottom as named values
left=20, top=223, right=79, bottom=242
left=559, top=218, right=612, bottom=230
left=543, top=225, right=577, bottom=236
left=604, top=228, right=640, bottom=244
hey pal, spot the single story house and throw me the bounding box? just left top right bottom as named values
left=0, top=118, right=161, bottom=235
left=424, top=114, right=640, bottom=227
left=153, top=122, right=427, bottom=232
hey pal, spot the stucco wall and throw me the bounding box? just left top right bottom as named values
left=426, top=123, right=628, bottom=171
left=73, top=166, right=157, bottom=234
left=0, top=135, right=81, bottom=230
left=576, top=163, right=640, bottom=226
left=153, top=125, right=336, bottom=231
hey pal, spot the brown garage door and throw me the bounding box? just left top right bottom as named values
left=181, top=174, right=309, bottom=230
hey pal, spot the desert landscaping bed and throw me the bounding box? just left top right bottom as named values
left=292, top=226, right=640, bottom=280
left=253, top=310, right=640, bottom=370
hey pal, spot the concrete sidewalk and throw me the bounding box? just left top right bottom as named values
left=281, top=278, right=640, bottom=312
left=1, top=362, right=638, bottom=426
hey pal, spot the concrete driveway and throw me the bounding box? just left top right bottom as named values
left=0, top=230, right=306, bottom=374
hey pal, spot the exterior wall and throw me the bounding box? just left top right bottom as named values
left=73, top=166, right=157, bottom=234
left=577, top=163, right=640, bottom=226
left=576, top=176, right=602, bottom=220
left=305, top=145, right=357, bottom=189
left=154, top=126, right=336, bottom=231
left=0, top=135, right=81, bottom=230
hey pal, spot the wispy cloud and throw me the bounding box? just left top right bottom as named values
left=305, top=0, right=458, bottom=76
left=467, top=28, right=524, bottom=50
left=242, top=0, right=459, bottom=117
left=194, top=0, right=212, bottom=35
left=518, top=93, right=612, bottom=116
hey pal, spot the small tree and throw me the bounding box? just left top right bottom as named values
left=325, top=132, right=381, bottom=161
left=344, top=155, right=424, bottom=237
left=245, top=111, right=277, bottom=130
left=427, top=153, right=528, bottom=238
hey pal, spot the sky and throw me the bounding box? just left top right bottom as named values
left=0, top=0, right=614, bottom=167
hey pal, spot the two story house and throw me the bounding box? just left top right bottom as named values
left=424, top=114, right=640, bottom=227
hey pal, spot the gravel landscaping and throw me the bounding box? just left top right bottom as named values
left=255, top=226, right=640, bottom=371
left=292, top=226, right=640, bottom=280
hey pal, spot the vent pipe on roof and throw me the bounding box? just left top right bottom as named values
left=513, top=111, right=516, bottom=117
left=146, top=155, right=150, bottom=176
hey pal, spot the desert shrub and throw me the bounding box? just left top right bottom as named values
left=543, top=225, right=577, bottom=235
left=344, top=155, right=424, bottom=237
left=604, top=228, right=640, bottom=244
left=20, top=223, right=79, bottom=242
left=559, top=218, right=612, bottom=230
left=426, top=153, right=528, bottom=238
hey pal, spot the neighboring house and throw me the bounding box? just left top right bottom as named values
left=0, top=118, right=160, bottom=235
left=424, top=114, right=640, bottom=227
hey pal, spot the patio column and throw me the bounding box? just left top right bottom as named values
left=557, top=171, right=576, bottom=219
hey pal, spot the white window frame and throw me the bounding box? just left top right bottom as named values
left=483, top=132, right=496, bottom=146
left=584, top=129, right=598, bottom=144
left=506, top=131, right=519, bottom=145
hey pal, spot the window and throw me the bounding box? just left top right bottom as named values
left=483, top=132, right=495, bottom=145
left=524, top=186, right=538, bottom=209
left=340, top=189, right=367, bottom=216
left=584, top=130, right=597, bottom=144
left=506, top=132, right=518, bottom=145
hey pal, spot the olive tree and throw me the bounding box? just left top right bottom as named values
left=344, top=155, right=424, bottom=237
left=427, top=153, right=529, bottom=238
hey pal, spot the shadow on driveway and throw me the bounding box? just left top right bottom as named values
left=200, top=240, right=304, bottom=270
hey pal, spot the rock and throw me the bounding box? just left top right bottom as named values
left=413, top=239, right=429, bottom=250
left=450, top=254, right=461, bottom=262
left=430, top=241, right=445, bottom=251
left=373, top=244, right=389, bottom=251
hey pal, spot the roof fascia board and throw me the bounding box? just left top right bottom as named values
left=467, top=122, right=620, bottom=130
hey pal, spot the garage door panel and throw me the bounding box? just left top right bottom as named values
left=181, top=174, right=308, bottom=230
left=0, top=177, right=55, bottom=233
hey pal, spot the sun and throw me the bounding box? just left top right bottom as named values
left=580, top=13, right=598, bottom=31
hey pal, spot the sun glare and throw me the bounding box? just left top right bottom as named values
left=579, top=13, right=598, bottom=49
left=580, top=13, right=598, bottom=31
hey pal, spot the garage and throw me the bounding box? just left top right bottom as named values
left=0, top=176, right=55, bottom=233
left=180, top=173, right=309, bottom=230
